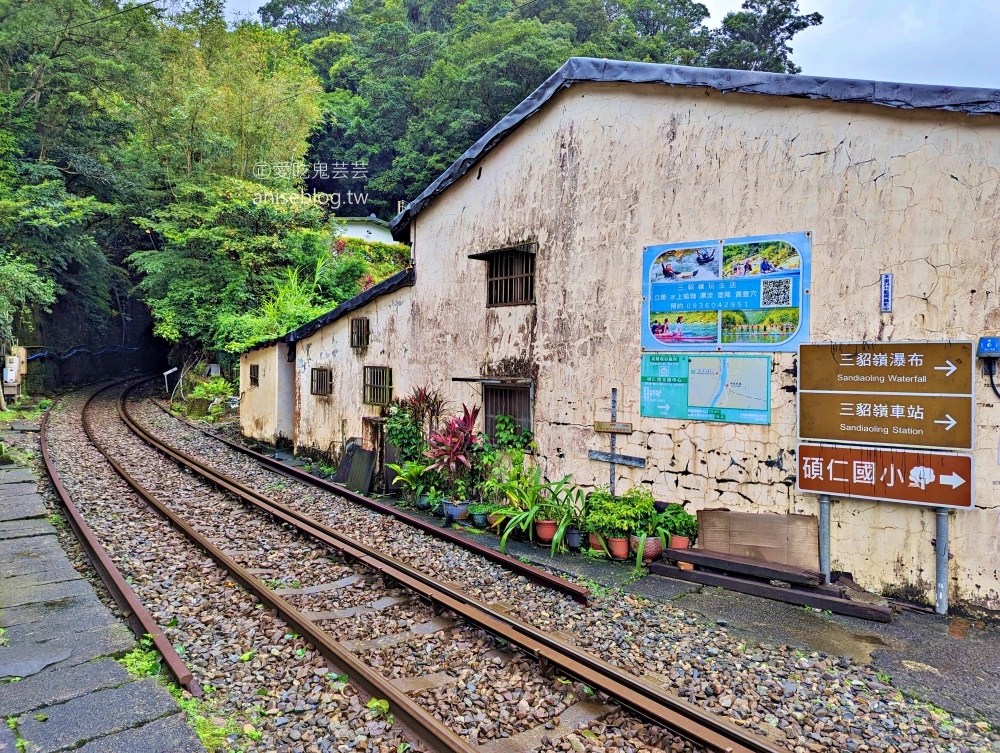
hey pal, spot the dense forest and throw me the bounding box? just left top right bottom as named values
left=0, top=0, right=821, bottom=377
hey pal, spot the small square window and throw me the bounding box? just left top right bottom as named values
left=483, top=384, right=532, bottom=440
left=310, top=367, right=332, bottom=396
left=350, top=317, right=370, bottom=348
left=363, top=366, right=393, bottom=406
left=478, top=243, right=536, bottom=307
left=249, top=364, right=259, bottom=388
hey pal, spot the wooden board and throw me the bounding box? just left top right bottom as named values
left=696, top=509, right=819, bottom=571
left=649, top=563, right=892, bottom=623
left=664, top=547, right=824, bottom=586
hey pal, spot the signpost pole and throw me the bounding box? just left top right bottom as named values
left=935, top=508, right=949, bottom=615
left=818, top=495, right=832, bottom=584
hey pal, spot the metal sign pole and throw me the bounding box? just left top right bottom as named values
left=935, top=507, right=949, bottom=615
left=818, top=494, right=832, bottom=584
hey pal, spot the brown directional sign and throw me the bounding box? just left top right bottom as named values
left=798, top=342, right=974, bottom=451
left=797, top=443, right=973, bottom=509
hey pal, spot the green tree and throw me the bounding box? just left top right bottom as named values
left=707, top=0, right=822, bottom=73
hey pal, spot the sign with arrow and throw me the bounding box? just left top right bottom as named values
left=798, top=342, right=974, bottom=451
left=797, top=443, right=974, bottom=509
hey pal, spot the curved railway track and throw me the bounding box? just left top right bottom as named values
left=48, top=377, right=784, bottom=753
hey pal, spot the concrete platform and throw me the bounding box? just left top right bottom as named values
left=0, top=465, right=205, bottom=753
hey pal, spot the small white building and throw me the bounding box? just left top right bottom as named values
left=340, top=217, right=395, bottom=245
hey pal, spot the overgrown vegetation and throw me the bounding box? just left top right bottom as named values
left=1, top=0, right=819, bottom=361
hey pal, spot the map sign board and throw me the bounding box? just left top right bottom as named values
left=642, top=232, right=811, bottom=353
left=797, top=443, right=973, bottom=509
left=641, top=354, right=771, bottom=425
left=798, top=342, right=974, bottom=451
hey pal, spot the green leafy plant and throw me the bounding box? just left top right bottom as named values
left=386, top=460, right=429, bottom=502
left=366, top=698, right=391, bottom=718
left=492, top=413, right=534, bottom=451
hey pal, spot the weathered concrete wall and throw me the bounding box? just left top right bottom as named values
left=293, top=288, right=415, bottom=455
left=402, top=83, right=1000, bottom=610
left=239, top=342, right=294, bottom=443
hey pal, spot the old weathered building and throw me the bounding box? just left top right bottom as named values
left=242, top=58, right=1000, bottom=611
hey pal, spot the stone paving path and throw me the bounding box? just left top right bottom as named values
left=0, top=466, right=204, bottom=753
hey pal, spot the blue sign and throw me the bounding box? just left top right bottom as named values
left=641, top=354, right=772, bottom=425
left=642, top=232, right=811, bottom=352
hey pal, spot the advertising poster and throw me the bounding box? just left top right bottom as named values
left=642, top=232, right=811, bottom=352
left=640, top=354, right=772, bottom=425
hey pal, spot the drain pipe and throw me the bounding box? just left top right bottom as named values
left=819, top=494, right=832, bottom=584
left=935, top=507, right=950, bottom=615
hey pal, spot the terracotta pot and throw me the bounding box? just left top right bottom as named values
left=588, top=532, right=606, bottom=552
left=630, top=535, right=663, bottom=563
left=607, top=536, right=630, bottom=560
left=487, top=512, right=503, bottom=528
left=669, top=535, right=694, bottom=570
left=535, top=519, right=558, bottom=544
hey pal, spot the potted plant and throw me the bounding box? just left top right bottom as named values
left=385, top=460, right=429, bottom=506
left=426, top=487, right=446, bottom=516
left=584, top=485, right=654, bottom=560
left=661, top=503, right=698, bottom=570
left=546, top=481, right=585, bottom=556
left=583, top=486, right=614, bottom=553
left=425, top=405, right=479, bottom=522
left=468, top=501, right=494, bottom=528
left=496, top=467, right=552, bottom=553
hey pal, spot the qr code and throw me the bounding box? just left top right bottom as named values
left=761, top=277, right=792, bottom=307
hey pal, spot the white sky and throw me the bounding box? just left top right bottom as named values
left=224, top=0, right=1000, bottom=90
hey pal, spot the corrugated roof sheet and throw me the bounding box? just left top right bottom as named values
left=389, top=57, right=1000, bottom=241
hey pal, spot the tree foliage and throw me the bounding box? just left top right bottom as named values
left=0, top=0, right=819, bottom=360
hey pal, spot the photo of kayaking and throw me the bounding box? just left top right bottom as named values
left=649, top=244, right=720, bottom=282
left=722, top=239, right=801, bottom=279
left=649, top=310, right=718, bottom=345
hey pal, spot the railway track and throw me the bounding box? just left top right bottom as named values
left=119, top=378, right=776, bottom=753
left=46, top=378, right=784, bottom=753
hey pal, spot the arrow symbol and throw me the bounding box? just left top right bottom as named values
left=934, top=360, right=958, bottom=377
left=939, top=472, right=965, bottom=489
left=934, top=414, right=957, bottom=431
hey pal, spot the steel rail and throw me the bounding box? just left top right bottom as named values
left=124, top=385, right=782, bottom=753
left=81, top=383, right=479, bottom=753
left=149, top=399, right=590, bottom=605
left=39, top=404, right=201, bottom=696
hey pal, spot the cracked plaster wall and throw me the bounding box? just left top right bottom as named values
left=239, top=342, right=294, bottom=444
left=246, top=81, right=1000, bottom=610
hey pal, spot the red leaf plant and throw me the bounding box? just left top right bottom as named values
left=424, top=405, right=480, bottom=479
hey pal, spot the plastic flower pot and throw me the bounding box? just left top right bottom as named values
left=669, top=535, right=693, bottom=570
left=443, top=500, right=469, bottom=521
left=534, top=519, right=558, bottom=544
left=565, top=529, right=582, bottom=550
left=630, top=535, right=663, bottom=563
left=607, top=537, right=630, bottom=560
left=470, top=511, right=489, bottom=527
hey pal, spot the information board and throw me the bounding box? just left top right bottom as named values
left=641, top=354, right=771, bottom=425
left=642, top=232, right=811, bottom=352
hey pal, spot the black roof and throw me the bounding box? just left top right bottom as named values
left=244, top=267, right=415, bottom=352
left=390, top=57, right=1000, bottom=241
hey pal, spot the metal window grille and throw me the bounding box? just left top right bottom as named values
left=486, top=246, right=535, bottom=306
left=363, top=366, right=393, bottom=406
left=310, top=368, right=332, bottom=396
left=249, top=365, right=259, bottom=388
left=350, top=317, right=370, bottom=348
left=483, top=384, right=532, bottom=440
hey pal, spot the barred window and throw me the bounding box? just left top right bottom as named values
left=483, top=384, right=532, bottom=440
left=471, top=243, right=536, bottom=307
left=350, top=317, right=370, bottom=348
left=249, top=365, right=259, bottom=388
left=310, top=368, right=332, bottom=396
left=363, top=366, right=393, bottom=406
